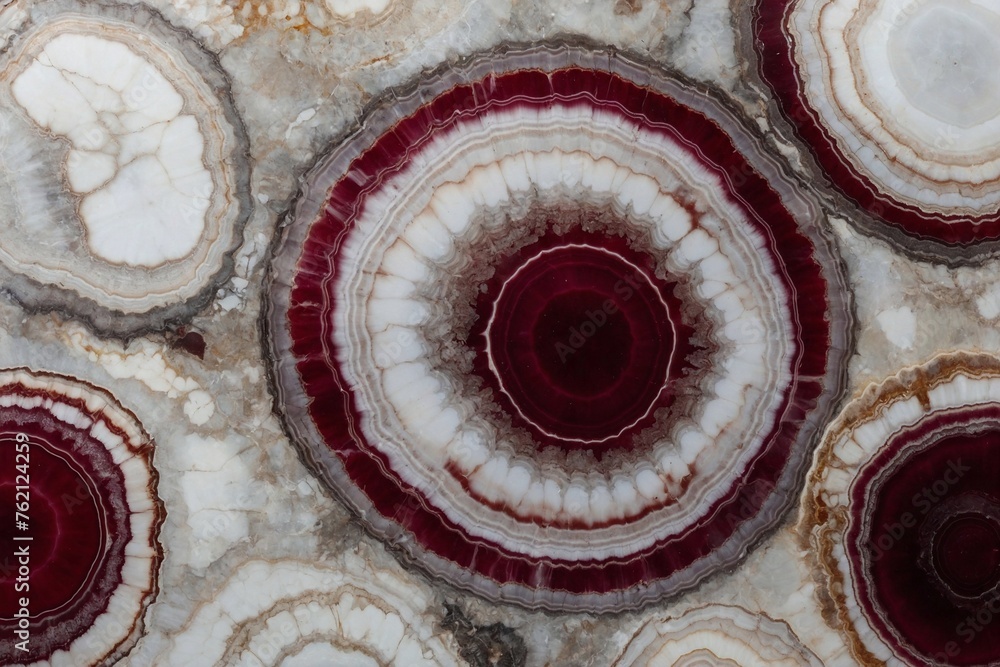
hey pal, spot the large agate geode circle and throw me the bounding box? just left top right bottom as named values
left=805, top=353, right=1000, bottom=666
left=265, top=43, right=851, bottom=612
left=0, top=369, right=163, bottom=665
left=754, top=0, right=1000, bottom=254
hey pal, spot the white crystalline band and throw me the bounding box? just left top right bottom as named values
left=11, top=32, right=212, bottom=266
left=332, top=104, right=792, bottom=561
left=793, top=0, right=1000, bottom=212
left=613, top=605, right=823, bottom=667
left=0, top=369, right=158, bottom=667
left=163, top=559, right=462, bottom=667
left=814, top=371, right=999, bottom=503
left=325, top=0, right=392, bottom=18
left=0, top=5, right=249, bottom=321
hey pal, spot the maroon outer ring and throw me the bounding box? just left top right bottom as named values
left=265, top=43, right=852, bottom=612
left=753, top=1, right=1000, bottom=248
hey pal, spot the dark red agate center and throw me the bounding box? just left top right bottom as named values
left=0, top=394, right=132, bottom=664
left=2, top=440, right=107, bottom=612
left=922, top=494, right=1000, bottom=604
left=850, top=414, right=1000, bottom=665
left=474, top=231, right=687, bottom=448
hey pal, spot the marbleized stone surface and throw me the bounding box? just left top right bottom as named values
left=2, top=0, right=1000, bottom=665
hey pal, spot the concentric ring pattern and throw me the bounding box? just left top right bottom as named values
left=804, top=353, right=1000, bottom=666
left=612, top=604, right=824, bottom=666
left=0, top=369, right=163, bottom=666
left=754, top=0, right=1000, bottom=255
left=266, top=42, right=852, bottom=612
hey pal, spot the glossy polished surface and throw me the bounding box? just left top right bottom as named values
left=266, top=43, right=851, bottom=612
left=2, top=0, right=1000, bottom=664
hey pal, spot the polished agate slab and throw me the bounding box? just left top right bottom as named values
left=0, top=369, right=163, bottom=665
left=266, top=41, right=852, bottom=612
left=8, top=0, right=1000, bottom=663
left=753, top=0, right=1000, bottom=255
left=0, top=0, right=251, bottom=335
left=804, top=353, right=1000, bottom=666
